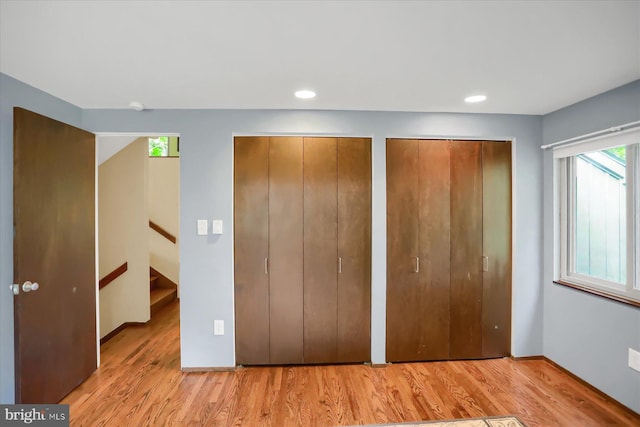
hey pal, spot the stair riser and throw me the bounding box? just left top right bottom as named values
left=151, top=290, right=177, bottom=316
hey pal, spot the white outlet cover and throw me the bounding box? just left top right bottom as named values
left=629, top=348, right=640, bottom=372
left=214, top=320, right=224, bottom=335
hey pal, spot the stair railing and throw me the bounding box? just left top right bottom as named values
left=149, top=220, right=177, bottom=244
left=99, top=262, right=128, bottom=290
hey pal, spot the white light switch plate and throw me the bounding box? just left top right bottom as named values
left=197, top=219, right=208, bottom=236
left=629, top=348, right=640, bottom=372
left=212, top=219, right=223, bottom=235
left=214, top=320, right=224, bottom=335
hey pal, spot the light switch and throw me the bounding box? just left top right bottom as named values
left=197, top=219, right=208, bottom=236
left=630, top=348, right=640, bottom=372
left=212, top=220, right=223, bottom=235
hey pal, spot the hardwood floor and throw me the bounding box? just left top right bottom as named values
left=62, top=301, right=639, bottom=426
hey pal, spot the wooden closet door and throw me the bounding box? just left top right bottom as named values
left=303, top=137, right=339, bottom=363
left=482, top=141, right=512, bottom=357
left=418, top=140, right=451, bottom=360
left=386, top=139, right=421, bottom=362
left=450, top=141, right=484, bottom=359
left=234, top=136, right=270, bottom=365
left=337, top=138, right=371, bottom=362
left=269, top=136, right=304, bottom=364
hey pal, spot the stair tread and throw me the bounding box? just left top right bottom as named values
left=150, top=287, right=176, bottom=305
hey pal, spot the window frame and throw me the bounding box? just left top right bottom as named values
left=556, top=133, right=640, bottom=306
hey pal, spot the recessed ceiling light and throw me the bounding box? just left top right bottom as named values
left=464, top=95, right=487, bottom=103
left=295, top=90, right=316, bottom=99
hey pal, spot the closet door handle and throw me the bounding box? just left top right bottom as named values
left=264, top=257, right=269, bottom=275
left=415, top=256, right=420, bottom=273
left=482, top=255, right=489, bottom=272
left=338, top=257, right=342, bottom=274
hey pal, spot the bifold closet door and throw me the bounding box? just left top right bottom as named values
left=234, top=136, right=304, bottom=365
left=337, top=138, right=372, bottom=362
left=450, top=140, right=483, bottom=359
left=303, top=137, right=372, bottom=364
left=482, top=141, right=512, bottom=358
left=236, top=136, right=371, bottom=365
left=269, top=137, right=304, bottom=364
left=417, top=140, right=451, bottom=360
left=303, top=137, right=339, bottom=363
left=234, top=137, right=270, bottom=365
left=386, top=138, right=510, bottom=362
left=386, top=139, right=420, bottom=362
left=386, top=139, right=451, bottom=362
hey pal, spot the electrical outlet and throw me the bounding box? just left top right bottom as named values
left=629, top=348, right=640, bottom=372
left=214, top=320, right=224, bottom=336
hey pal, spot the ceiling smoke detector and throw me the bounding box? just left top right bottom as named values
left=129, top=101, right=145, bottom=111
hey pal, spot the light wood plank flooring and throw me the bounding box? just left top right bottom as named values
left=62, top=301, right=639, bottom=426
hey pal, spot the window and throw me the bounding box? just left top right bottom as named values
left=148, top=136, right=180, bottom=157
left=149, top=136, right=169, bottom=156
left=556, top=128, right=640, bottom=304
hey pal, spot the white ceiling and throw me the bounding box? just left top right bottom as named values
left=1, top=0, right=639, bottom=115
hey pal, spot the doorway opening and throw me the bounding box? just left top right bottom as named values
left=97, top=133, right=181, bottom=350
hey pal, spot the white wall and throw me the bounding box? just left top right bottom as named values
left=542, top=80, right=640, bottom=412
left=149, top=157, right=180, bottom=287
left=97, top=135, right=138, bottom=165
left=98, top=138, right=150, bottom=338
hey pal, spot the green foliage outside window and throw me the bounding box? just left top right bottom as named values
left=605, top=146, right=626, bottom=162
left=149, top=136, right=169, bottom=157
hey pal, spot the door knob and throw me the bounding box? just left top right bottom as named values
left=22, top=281, right=39, bottom=292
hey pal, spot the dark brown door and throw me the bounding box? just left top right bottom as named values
left=337, top=138, right=371, bottom=362
left=386, top=138, right=511, bottom=362
left=234, top=136, right=270, bottom=365
left=13, top=107, right=97, bottom=403
left=386, top=139, right=421, bottom=362
left=481, top=141, right=512, bottom=358
left=269, top=137, right=304, bottom=364
left=303, top=137, right=339, bottom=363
left=417, top=140, right=451, bottom=360
left=450, top=140, right=484, bottom=359
left=386, top=139, right=452, bottom=362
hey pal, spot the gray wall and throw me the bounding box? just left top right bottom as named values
left=0, top=73, right=84, bottom=403
left=0, top=72, right=544, bottom=402
left=542, top=80, right=640, bottom=412
left=82, top=109, right=544, bottom=368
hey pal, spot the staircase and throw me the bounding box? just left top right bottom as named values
left=150, top=268, right=177, bottom=316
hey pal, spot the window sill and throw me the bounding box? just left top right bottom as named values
left=553, top=280, right=640, bottom=308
